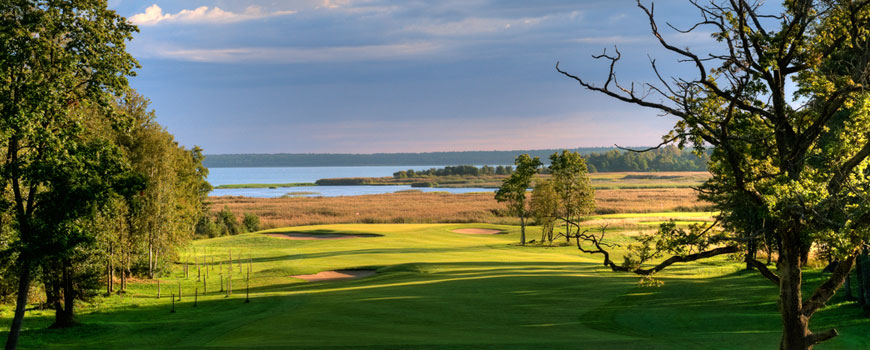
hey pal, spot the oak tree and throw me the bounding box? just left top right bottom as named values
left=558, top=1, right=870, bottom=348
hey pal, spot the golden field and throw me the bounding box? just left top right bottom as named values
left=209, top=187, right=709, bottom=229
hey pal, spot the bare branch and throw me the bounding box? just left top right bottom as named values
left=615, top=134, right=682, bottom=153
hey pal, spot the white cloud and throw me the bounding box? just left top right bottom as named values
left=140, top=42, right=443, bottom=63
left=129, top=4, right=296, bottom=26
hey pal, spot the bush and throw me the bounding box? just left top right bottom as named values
left=195, top=216, right=220, bottom=238
left=243, top=213, right=260, bottom=232
left=217, top=207, right=243, bottom=235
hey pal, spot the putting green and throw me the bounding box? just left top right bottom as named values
left=1, top=223, right=867, bottom=349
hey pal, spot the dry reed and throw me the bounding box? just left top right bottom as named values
left=209, top=188, right=710, bottom=229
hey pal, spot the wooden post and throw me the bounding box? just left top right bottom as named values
left=157, top=279, right=161, bottom=299
left=194, top=288, right=198, bottom=307
left=171, top=293, right=175, bottom=313
left=203, top=276, right=207, bottom=294
left=178, top=281, right=182, bottom=300
left=220, top=275, right=224, bottom=292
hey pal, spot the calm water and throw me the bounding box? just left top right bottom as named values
left=207, top=166, right=498, bottom=198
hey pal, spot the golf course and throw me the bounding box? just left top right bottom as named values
left=5, top=220, right=869, bottom=349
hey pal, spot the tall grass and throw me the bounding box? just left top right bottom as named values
left=209, top=188, right=710, bottom=229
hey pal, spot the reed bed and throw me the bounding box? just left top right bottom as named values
left=209, top=188, right=710, bottom=229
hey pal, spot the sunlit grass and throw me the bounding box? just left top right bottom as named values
left=1, top=223, right=866, bottom=349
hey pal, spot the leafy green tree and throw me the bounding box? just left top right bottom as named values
left=243, top=213, right=261, bottom=233
left=558, top=1, right=870, bottom=348
left=0, top=1, right=138, bottom=347
left=530, top=180, right=559, bottom=245
left=548, top=151, right=595, bottom=242
left=112, top=91, right=210, bottom=279
left=217, top=208, right=243, bottom=236
left=495, top=154, right=542, bottom=245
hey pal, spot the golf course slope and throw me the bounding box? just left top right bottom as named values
left=2, top=223, right=868, bottom=349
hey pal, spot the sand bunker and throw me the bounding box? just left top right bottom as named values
left=452, top=228, right=503, bottom=235
left=265, top=232, right=371, bottom=240
left=291, top=269, right=376, bottom=282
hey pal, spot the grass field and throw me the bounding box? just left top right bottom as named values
left=210, top=188, right=710, bottom=229
left=2, top=223, right=867, bottom=349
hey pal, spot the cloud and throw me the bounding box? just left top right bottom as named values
left=129, top=4, right=296, bottom=26
left=141, top=42, right=443, bottom=63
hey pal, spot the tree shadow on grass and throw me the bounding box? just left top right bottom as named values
left=5, top=264, right=870, bottom=349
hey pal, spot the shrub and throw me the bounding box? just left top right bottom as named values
left=217, top=207, right=243, bottom=235
left=243, top=213, right=260, bottom=232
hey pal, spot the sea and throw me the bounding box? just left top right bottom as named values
left=207, top=166, right=498, bottom=198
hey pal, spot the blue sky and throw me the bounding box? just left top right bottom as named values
left=110, top=1, right=718, bottom=154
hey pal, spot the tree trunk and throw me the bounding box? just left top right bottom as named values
left=519, top=215, right=526, bottom=246
left=858, top=252, right=870, bottom=308
left=5, top=262, right=32, bottom=350
left=121, top=264, right=127, bottom=291
left=53, top=263, right=76, bottom=328
left=746, top=237, right=757, bottom=270
left=857, top=253, right=867, bottom=306
left=45, top=274, right=61, bottom=325
left=148, top=241, right=154, bottom=279
left=779, top=230, right=811, bottom=350
left=155, top=247, right=160, bottom=277
left=844, top=272, right=854, bottom=301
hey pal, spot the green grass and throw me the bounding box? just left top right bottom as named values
left=215, top=183, right=316, bottom=189
left=1, top=223, right=867, bottom=349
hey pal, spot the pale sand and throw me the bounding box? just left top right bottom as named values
left=291, top=270, right=377, bottom=282
left=451, top=228, right=503, bottom=235
left=265, top=232, right=369, bottom=240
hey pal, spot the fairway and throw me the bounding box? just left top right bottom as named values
left=2, top=224, right=868, bottom=349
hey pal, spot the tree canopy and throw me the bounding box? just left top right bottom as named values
left=558, top=1, right=870, bottom=348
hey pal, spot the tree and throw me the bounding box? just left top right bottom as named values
left=113, top=91, right=210, bottom=280
left=0, top=2, right=138, bottom=348
left=243, top=213, right=261, bottom=233
left=548, top=151, right=595, bottom=242
left=530, top=179, right=559, bottom=245
left=495, top=154, right=542, bottom=245
left=557, top=1, right=870, bottom=348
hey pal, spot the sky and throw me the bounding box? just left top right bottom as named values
left=109, top=0, right=722, bottom=154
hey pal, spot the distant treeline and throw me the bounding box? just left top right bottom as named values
left=585, top=146, right=709, bottom=172
left=388, top=146, right=708, bottom=175
left=394, top=165, right=514, bottom=178
left=203, top=148, right=614, bottom=168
